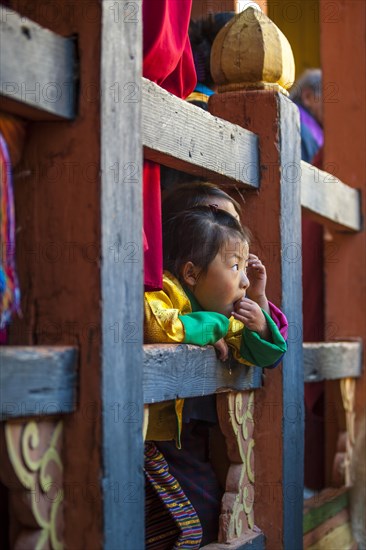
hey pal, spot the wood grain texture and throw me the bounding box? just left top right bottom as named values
left=143, top=344, right=262, bottom=403
left=0, top=346, right=77, bottom=420
left=203, top=531, right=265, bottom=549
left=320, top=5, right=366, bottom=545
left=301, top=160, right=362, bottom=232
left=216, top=391, right=256, bottom=542
left=303, top=508, right=349, bottom=548
left=100, top=2, right=144, bottom=548
left=304, top=342, right=363, bottom=382
left=278, top=93, right=304, bottom=550
left=208, top=90, right=300, bottom=548
left=303, top=487, right=349, bottom=534
left=142, top=78, right=259, bottom=187
left=306, top=522, right=354, bottom=550
left=0, top=7, right=77, bottom=120
left=0, top=419, right=64, bottom=549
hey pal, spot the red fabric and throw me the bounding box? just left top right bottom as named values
left=142, top=0, right=197, bottom=290
left=303, top=147, right=325, bottom=489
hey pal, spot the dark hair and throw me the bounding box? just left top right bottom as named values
left=162, top=181, right=242, bottom=223
left=189, top=13, right=235, bottom=87
left=163, top=205, right=250, bottom=279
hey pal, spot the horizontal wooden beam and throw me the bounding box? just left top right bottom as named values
left=142, top=78, right=259, bottom=188
left=301, top=161, right=362, bottom=232
left=0, top=346, right=78, bottom=420
left=303, top=342, right=362, bottom=382
left=0, top=8, right=77, bottom=120
left=143, top=344, right=262, bottom=404
left=303, top=487, right=349, bottom=534
left=203, top=532, right=265, bottom=549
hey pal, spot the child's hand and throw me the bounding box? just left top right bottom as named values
left=232, top=297, right=270, bottom=340
left=213, top=338, right=229, bottom=362
left=246, top=254, right=269, bottom=314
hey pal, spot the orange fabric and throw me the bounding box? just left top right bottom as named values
left=0, top=113, right=26, bottom=167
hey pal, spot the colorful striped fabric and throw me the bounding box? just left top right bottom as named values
left=0, top=132, right=20, bottom=328
left=145, top=442, right=202, bottom=549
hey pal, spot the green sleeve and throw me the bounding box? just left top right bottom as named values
left=240, top=310, right=287, bottom=367
left=178, top=312, right=229, bottom=346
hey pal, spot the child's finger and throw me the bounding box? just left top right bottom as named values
left=213, top=338, right=229, bottom=362
left=235, top=297, right=259, bottom=308
left=232, top=304, right=260, bottom=321
left=248, top=259, right=265, bottom=270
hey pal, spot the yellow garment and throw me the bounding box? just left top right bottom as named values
left=144, top=272, right=191, bottom=344
left=145, top=272, right=252, bottom=365
left=186, top=91, right=210, bottom=104
left=144, top=272, right=253, bottom=443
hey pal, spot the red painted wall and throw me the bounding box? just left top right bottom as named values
left=320, top=0, right=366, bottom=482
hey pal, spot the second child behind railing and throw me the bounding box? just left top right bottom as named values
left=144, top=192, right=288, bottom=547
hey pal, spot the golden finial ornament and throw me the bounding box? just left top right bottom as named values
left=211, top=7, right=295, bottom=95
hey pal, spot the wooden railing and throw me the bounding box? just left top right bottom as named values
left=142, top=78, right=361, bottom=232
left=143, top=78, right=259, bottom=187
left=143, top=344, right=262, bottom=404
left=0, top=346, right=78, bottom=548
left=140, top=82, right=363, bottom=549
left=303, top=342, right=362, bottom=383
left=300, top=160, right=361, bottom=232
left=0, top=8, right=77, bottom=120
left=0, top=346, right=78, bottom=420
left=0, top=5, right=363, bottom=550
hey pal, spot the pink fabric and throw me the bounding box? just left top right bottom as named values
left=142, top=0, right=197, bottom=290
left=268, top=301, right=288, bottom=340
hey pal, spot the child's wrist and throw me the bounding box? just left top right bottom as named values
left=256, top=314, right=272, bottom=341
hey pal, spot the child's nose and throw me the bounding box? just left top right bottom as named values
left=240, top=271, right=250, bottom=289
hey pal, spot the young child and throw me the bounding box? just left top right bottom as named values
left=144, top=197, right=288, bottom=547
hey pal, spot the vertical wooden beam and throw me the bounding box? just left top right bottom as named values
left=100, top=1, right=144, bottom=548
left=7, top=2, right=103, bottom=546
left=277, top=93, right=304, bottom=549
left=209, top=90, right=303, bottom=548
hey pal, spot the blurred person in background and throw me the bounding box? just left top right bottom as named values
left=290, top=69, right=323, bottom=162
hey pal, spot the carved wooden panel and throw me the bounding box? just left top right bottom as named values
left=216, top=391, right=256, bottom=543
left=0, top=418, right=64, bottom=549
left=332, top=378, right=356, bottom=487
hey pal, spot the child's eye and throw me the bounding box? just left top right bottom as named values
left=231, top=264, right=239, bottom=271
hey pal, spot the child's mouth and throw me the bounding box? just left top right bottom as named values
left=233, top=297, right=243, bottom=310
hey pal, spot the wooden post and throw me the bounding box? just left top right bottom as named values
left=7, top=2, right=104, bottom=547
left=209, top=11, right=303, bottom=546
left=320, top=1, right=366, bottom=544
left=209, top=89, right=303, bottom=549
left=100, top=1, right=144, bottom=549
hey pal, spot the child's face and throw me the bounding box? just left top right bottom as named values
left=193, top=238, right=250, bottom=318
